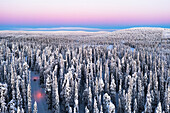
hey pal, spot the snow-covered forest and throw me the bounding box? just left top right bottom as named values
left=0, top=28, right=169, bottom=113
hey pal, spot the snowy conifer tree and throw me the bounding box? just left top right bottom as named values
left=155, top=102, right=162, bottom=113
left=110, top=79, right=116, bottom=105
left=133, top=98, right=137, bottom=113
left=52, top=76, right=60, bottom=113
left=73, top=79, right=79, bottom=113
left=85, top=106, right=90, bottom=113
left=94, top=98, right=99, bottom=113
left=87, top=86, right=92, bottom=111
left=33, top=101, right=38, bottom=113
left=144, top=84, right=152, bottom=113
left=45, top=74, right=52, bottom=109
left=17, top=106, right=20, bottom=113
left=27, top=83, right=31, bottom=113
left=137, top=79, right=144, bottom=112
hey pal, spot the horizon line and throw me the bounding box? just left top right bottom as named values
left=0, top=26, right=169, bottom=32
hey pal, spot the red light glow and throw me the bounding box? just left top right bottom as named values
left=37, top=92, right=42, bottom=99
left=32, top=76, right=39, bottom=80
left=34, top=90, right=44, bottom=101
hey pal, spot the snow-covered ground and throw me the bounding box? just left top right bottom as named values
left=107, top=45, right=113, bottom=50
left=163, top=30, right=170, bottom=38
left=31, top=71, right=51, bottom=113
left=131, top=47, right=135, bottom=52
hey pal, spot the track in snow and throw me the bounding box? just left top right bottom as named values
left=30, top=71, right=51, bottom=113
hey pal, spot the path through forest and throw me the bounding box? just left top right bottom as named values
left=30, top=71, right=51, bottom=113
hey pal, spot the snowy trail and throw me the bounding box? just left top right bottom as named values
left=30, top=71, right=51, bottom=113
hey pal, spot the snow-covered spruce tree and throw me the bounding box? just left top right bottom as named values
left=53, top=65, right=58, bottom=78
left=149, top=71, right=153, bottom=90
left=153, top=79, right=160, bottom=110
left=99, top=60, right=103, bottom=82
left=132, top=72, right=137, bottom=111
left=83, top=76, right=89, bottom=105
left=100, top=105, right=103, bottom=113
left=94, top=77, right=99, bottom=98
left=10, top=64, right=15, bottom=90
left=96, top=59, right=100, bottom=78
left=118, top=78, right=122, bottom=96
left=126, top=63, right=130, bottom=76
left=104, top=60, right=110, bottom=93
left=137, top=78, right=144, bottom=112
left=163, top=86, right=169, bottom=113
left=0, top=83, right=8, bottom=113
left=60, top=73, right=71, bottom=112
left=18, top=62, right=23, bottom=78
left=143, top=73, right=148, bottom=91
left=159, top=62, right=165, bottom=104
left=21, top=108, right=24, bottom=113
left=118, top=98, right=122, bottom=113
left=125, top=75, right=132, bottom=94
left=52, top=76, right=60, bottom=113
left=33, top=101, right=38, bottom=113
left=108, top=101, right=116, bottom=113
left=125, top=88, right=132, bottom=113
left=132, top=60, right=137, bottom=74
left=98, top=62, right=104, bottom=94
left=17, top=106, right=20, bottom=113
left=22, top=61, right=29, bottom=85
left=34, top=49, right=41, bottom=72
left=144, top=84, right=152, bottom=113
left=73, top=79, right=79, bottom=113
left=155, top=102, right=162, bottom=113
left=85, top=106, right=90, bottom=113
left=88, top=61, right=93, bottom=91
left=16, top=77, right=23, bottom=109
left=21, top=79, right=26, bottom=110
left=30, top=49, right=34, bottom=69
left=39, top=51, right=46, bottom=85
left=121, top=56, right=126, bottom=74
left=133, top=98, right=137, bottom=113
left=28, top=71, right=31, bottom=85
left=87, top=86, right=92, bottom=111
left=110, top=78, right=116, bottom=105
left=45, top=74, right=52, bottom=109
left=27, top=83, right=31, bottom=113
left=103, top=93, right=115, bottom=113
left=59, top=53, right=64, bottom=90
left=94, top=98, right=99, bottom=113
left=3, top=64, right=7, bottom=83
left=8, top=99, right=17, bottom=113
left=68, top=106, right=72, bottom=113
left=119, top=89, right=126, bottom=113
left=69, top=67, right=75, bottom=107
left=98, top=94, right=102, bottom=111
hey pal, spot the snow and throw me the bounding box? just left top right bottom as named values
left=25, top=56, right=28, bottom=62
left=131, top=47, right=135, bottom=52
left=107, top=45, right=113, bottom=50
left=0, top=27, right=169, bottom=113
left=30, top=71, right=51, bottom=113
left=163, top=30, right=170, bottom=38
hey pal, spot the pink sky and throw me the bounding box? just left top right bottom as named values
left=0, top=0, right=170, bottom=29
